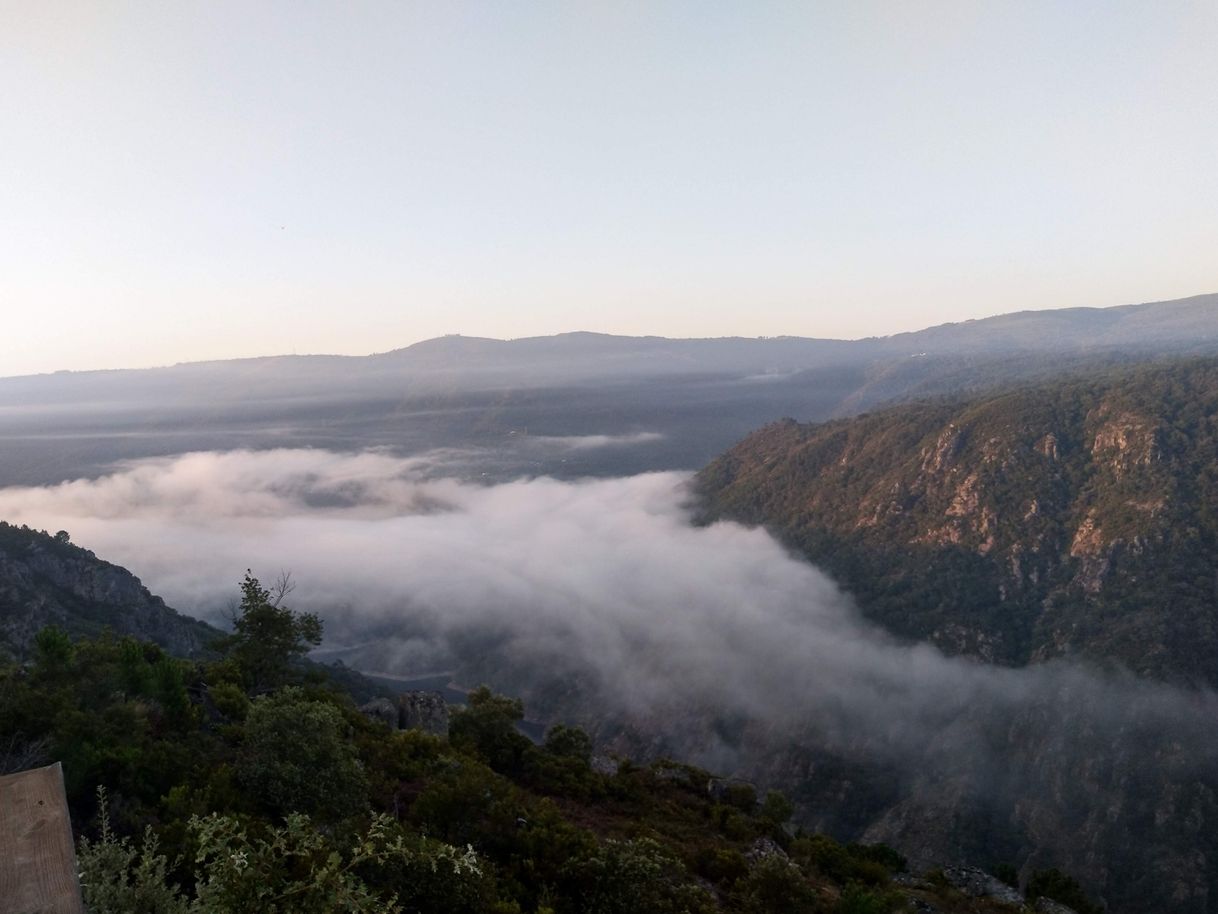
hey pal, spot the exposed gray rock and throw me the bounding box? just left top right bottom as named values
left=745, top=837, right=787, bottom=865
left=941, top=865, right=1023, bottom=905
left=590, top=754, right=621, bottom=776
left=359, top=697, right=398, bottom=728
left=359, top=691, right=449, bottom=734
left=1034, top=899, right=1079, bottom=914
left=0, top=523, right=219, bottom=661
left=398, top=690, right=449, bottom=736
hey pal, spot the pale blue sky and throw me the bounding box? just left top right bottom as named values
left=2, top=1, right=1216, bottom=374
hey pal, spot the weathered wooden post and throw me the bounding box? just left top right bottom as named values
left=0, top=763, right=85, bottom=914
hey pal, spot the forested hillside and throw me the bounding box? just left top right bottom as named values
left=696, top=358, right=1218, bottom=685
left=0, top=522, right=217, bottom=663
left=0, top=579, right=1098, bottom=914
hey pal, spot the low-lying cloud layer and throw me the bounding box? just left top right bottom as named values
left=6, top=448, right=1217, bottom=906
left=2, top=449, right=1214, bottom=755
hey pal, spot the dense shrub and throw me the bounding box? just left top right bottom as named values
left=236, top=687, right=367, bottom=820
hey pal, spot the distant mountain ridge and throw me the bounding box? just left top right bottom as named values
left=0, top=291, right=1215, bottom=489
left=5, top=291, right=1218, bottom=384
left=875, top=292, right=1218, bottom=354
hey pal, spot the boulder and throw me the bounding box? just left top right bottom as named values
left=590, top=754, right=621, bottom=776
left=1034, top=899, right=1080, bottom=914
left=398, top=690, right=449, bottom=736
left=359, top=697, right=398, bottom=728
left=745, top=837, right=788, bottom=865
left=941, top=865, right=1023, bottom=905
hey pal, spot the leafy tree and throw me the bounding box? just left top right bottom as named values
left=543, top=723, right=593, bottom=764
left=34, top=624, right=74, bottom=670
left=237, top=687, right=367, bottom=821
left=449, top=685, right=533, bottom=775
left=222, top=573, right=321, bottom=692
left=758, top=789, right=794, bottom=828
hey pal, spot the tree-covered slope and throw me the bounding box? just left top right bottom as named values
left=0, top=522, right=218, bottom=663
left=2, top=622, right=1097, bottom=914
left=696, top=358, right=1218, bottom=686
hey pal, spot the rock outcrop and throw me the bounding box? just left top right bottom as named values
left=359, top=697, right=399, bottom=728
left=359, top=690, right=450, bottom=736
left=398, top=690, right=450, bottom=736
left=0, top=522, right=218, bottom=661
left=940, top=865, right=1023, bottom=905
left=696, top=358, right=1218, bottom=687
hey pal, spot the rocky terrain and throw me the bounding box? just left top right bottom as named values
left=0, top=521, right=218, bottom=662
left=696, top=357, right=1218, bottom=686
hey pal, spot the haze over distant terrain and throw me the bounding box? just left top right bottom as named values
left=1, top=293, right=1216, bottom=487
left=6, top=4, right=1218, bottom=375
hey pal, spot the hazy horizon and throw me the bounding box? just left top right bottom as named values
left=2, top=288, right=1214, bottom=379
left=4, top=3, right=1217, bottom=375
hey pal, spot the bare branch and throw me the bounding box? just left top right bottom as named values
left=271, top=570, right=295, bottom=607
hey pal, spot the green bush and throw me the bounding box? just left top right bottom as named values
left=758, top=790, right=794, bottom=828
left=34, top=625, right=74, bottom=670
left=236, top=687, right=367, bottom=820
left=209, top=681, right=250, bottom=720
left=77, top=787, right=193, bottom=914
left=543, top=723, right=593, bottom=764
left=449, top=686, right=535, bottom=775
left=836, top=884, right=902, bottom=914
left=693, top=846, right=749, bottom=886
left=790, top=835, right=900, bottom=886
left=560, top=837, right=713, bottom=914
left=738, top=855, right=817, bottom=913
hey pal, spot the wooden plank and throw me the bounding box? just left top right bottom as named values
left=0, top=762, right=85, bottom=914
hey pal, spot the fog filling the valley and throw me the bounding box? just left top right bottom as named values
left=2, top=448, right=1216, bottom=797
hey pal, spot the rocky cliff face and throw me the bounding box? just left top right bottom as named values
left=0, top=522, right=218, bottom=661
left=696, top=358, right=1218, bottom=687
left=582, top=358, right=1218, bottom=913
left=359, top=691, right=451, bottom=736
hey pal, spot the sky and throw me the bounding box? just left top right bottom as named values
left=2, top=1, right=1216, bottom=376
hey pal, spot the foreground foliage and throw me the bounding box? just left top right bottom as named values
left=2, top=577, right=1102, bottom=912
